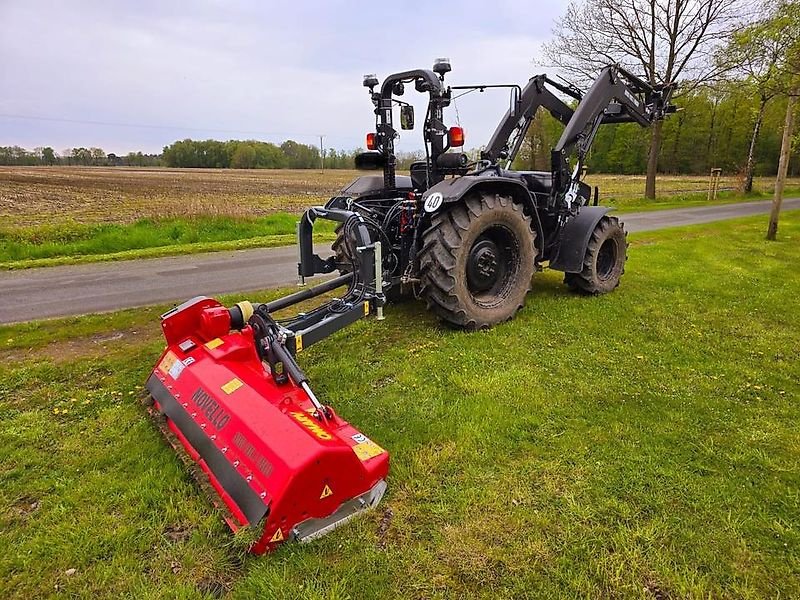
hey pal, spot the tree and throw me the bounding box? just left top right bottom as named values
left=718, top=2, right=800, bottom=192
left=545, top=0, right=742, bottom=198
left=71, top=147, right=92, bottom=166
left=764, top=0, right=800, bottom=240
left=41, top=147, right=56, bottom=165
left=230, top=143, right=257, bottom=169
left=89, top=147, right=106, bottom=165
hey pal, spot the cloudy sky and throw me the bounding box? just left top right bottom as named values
left=0, top=0, right=570, bottom=155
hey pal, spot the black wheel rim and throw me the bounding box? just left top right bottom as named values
left=596, top=238, right=617, bottom=280
left=466, top=225, right=520, bottom=306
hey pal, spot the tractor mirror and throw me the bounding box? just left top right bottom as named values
left=400, top=105, right=415, bottom=130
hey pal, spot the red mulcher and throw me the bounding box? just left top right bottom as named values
left=145, top=206, right=391, bottom=552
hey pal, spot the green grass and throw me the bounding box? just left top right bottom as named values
left=0, top=214, right=336, bottom=270
left=604, top=187, right=800, bottom=213
left=1, top=213, right=799, bottom=598
left=2, top=182, right=797, bottom=270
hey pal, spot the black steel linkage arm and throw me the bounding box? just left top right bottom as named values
left=550, top=65, right=676, bottom=208
left=478, top=75, right=580, bottom=166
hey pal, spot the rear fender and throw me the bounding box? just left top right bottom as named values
left=549, top=206, right=612, bottom=273
left=420, top=175, right=542, bottom=244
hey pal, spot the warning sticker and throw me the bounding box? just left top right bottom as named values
left=158, top=351, right=179, bottom=376
left=320, top=484, right=333, bottom=499
left=269, top=528, right=284, bottom=543
left=168, top=359, right=185, bottom=380
left=221, top=378, right=243, bottom=394
left=352, top=440, right=386, bottom=461
left=205, top=338, right=224, bottom=350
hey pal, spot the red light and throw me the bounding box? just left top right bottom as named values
left=448, top=126, right=465, bottom=148
left=366, top=133, right=377, bottom=150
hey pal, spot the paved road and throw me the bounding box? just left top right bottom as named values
left=1, top=198, right=797, bottom=324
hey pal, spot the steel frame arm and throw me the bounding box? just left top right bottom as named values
left=481, top=75, right=579, bottom=165
left=551, top=65, right=676, bottom=204
left=372, top=69, right=447, bottom=189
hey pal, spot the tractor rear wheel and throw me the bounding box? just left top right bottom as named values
left=564, top=215, right=627, bottom=294
left=419, top=192, right=536, bottom=330
left=331, top=224, right=408, bottom=302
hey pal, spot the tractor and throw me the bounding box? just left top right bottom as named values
left=144, top=60, right=675, bottom=553
left=317, top=58, right=676, bottom=329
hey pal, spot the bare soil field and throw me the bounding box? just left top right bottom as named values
left=0, top=167, right=357, bottom=226
left=1, top=166, right=796, bottom=227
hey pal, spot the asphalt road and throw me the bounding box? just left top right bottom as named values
left=1, top=197, right=797, bottom=324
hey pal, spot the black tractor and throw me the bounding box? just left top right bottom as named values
left=298, top=59, right=675, bottom=330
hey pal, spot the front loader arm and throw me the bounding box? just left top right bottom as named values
left=550, top=65, right=676, bottom=212
left=480, top=75, right=579, bottom=166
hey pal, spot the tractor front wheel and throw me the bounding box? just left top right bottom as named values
left=419, top=192, right=537, bottom=330
left=564, top=215, right=627, bottom=294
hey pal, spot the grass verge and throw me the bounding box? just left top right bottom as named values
left=0, top=214, right=335, bottom=270
left=4, top=188, right=798, bottom=270
left=605, top=187, right=800, bottom=212
left=1, top=213, right=799, bottom=598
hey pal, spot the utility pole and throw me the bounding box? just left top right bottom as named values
left=319, top=135, right=325, bottom=173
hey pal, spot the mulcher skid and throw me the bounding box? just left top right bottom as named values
left=145, top=207, right=390, bottom=553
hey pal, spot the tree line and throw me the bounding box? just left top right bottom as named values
left=515, top=83, right=800, bottom=178
left=0, top=146, right=161, bottom=167
left=0, top=140, right=430, bottom=170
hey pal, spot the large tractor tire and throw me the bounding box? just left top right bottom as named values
left=331, top=223, right=352, bottom=272
left=564, top=215, right=627, bottom=294
left=331, top=224, right=408, bottom=303
left=419, top=192, right=537, bottom=330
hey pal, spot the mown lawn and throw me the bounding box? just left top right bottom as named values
left=1, top=213, right=798, bottom=598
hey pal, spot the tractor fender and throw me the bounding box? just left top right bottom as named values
left=420, top=175, right=542, bottom=241
left=549, top=206, right=612, bottom=273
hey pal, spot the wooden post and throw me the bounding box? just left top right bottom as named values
left=767, top=91, right=798, bottom=240
left=708, top=168, right=722, bottom=201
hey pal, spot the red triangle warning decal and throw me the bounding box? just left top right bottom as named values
left=320, top=484, right=333, bottom=499
left=269, top=528, right=284, bottom=543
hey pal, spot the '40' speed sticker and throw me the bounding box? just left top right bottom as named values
left=423, top=192, right=443, bottom=213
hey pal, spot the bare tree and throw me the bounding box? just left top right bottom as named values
left=545, top=0, right=743, bottom=198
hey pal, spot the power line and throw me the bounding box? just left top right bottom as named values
left=0, top=112, right=357, bottom=143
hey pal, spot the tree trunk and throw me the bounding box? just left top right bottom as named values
left=767, top=91, right=798, bottom=240
left=645, top=120, right=663, bottom=199
left=744, top=97, right=768, bottom=193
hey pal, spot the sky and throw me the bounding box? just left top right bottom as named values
left=0, top=0, right=571, bottom=155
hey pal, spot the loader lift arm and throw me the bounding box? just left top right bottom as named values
left=472, top=75, right=582, bottom=166
left=550, top=65, right=676, bottom=213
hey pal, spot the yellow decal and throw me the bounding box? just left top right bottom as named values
left=295, top=334, right=303, bottom=353
left=320, top=484, right=333, bottom=499
left=158, top=351, right=179, bottom=375
left=269, top=528, right=284, bottom=543
left=352, top=440, right=386, bottom=461
left=221, top=378, right=243, bottom=394
left=289, top=411, right=333, bottom=440
left=363, top=301, right=370, bottom=316
left=205, top=338, right=224, bottom=350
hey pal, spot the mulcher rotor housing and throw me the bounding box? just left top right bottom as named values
left=144, top=59, right=674, bottom=553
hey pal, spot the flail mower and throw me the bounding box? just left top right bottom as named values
left=145, top=59, right=675, bottom=553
